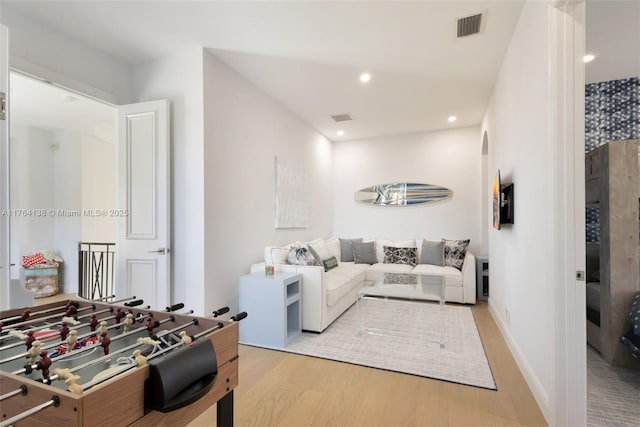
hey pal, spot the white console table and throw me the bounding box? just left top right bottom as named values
left=238, top=272, right=302, bottom=349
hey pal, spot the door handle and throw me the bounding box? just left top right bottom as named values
left=148, top=248, right=169, bottom=255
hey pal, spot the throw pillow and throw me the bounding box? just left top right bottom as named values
left=383, top=246, right=417, bottom=266
left=264, top=245, right=290, bottom=265
left=287, top=244, right=320, bottom=266
left=443, top=239, right=470, bottom=271
left=322, top=256, right=339, bottom=272
left=22, top=252, right=47, bottom=268
left=352, top=241, right=376, bottom=264
left=420, top=240, right=444, bottom=266
left=324, top=237, right=342, bottom=261
left=375, top=239, right=416, bottom=263
left=339, top=238, right=362, bottom=262
left=308, top=241, right=331, bottom=266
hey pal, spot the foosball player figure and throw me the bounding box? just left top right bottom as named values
left=89, top=314, right=98, bottom=332
left=123, top=313, right=134, bottom=333
left=133, top=349, right=147, bottom=367
left=21, top=309, right=31, bottom=322
left=146, top=316, right=156, bottom=336
left=65, top=304, right=77, bottom=317
left=115, top=308, right=125, bottom=327
left=99, top=321, right=108, bottom=338
left=179, top=330, right=192, bottom=346
left=29, top=340, right=42, bottom=365
left=100, top=332, right=111, bottom=355
left=60, top=322, right=69, bottom=342
left=38, top=350, right=52, bottom=379
left=67, top=330, right=78, bottom=352
left=65, top=374, right=83, bottom=396
left=25, top=331, right=36, bottom=351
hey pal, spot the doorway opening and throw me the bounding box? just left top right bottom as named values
left=9, top=71, right=117, bottom=298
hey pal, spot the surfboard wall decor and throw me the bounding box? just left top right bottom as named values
left=354, top=183, right=453, bottom=206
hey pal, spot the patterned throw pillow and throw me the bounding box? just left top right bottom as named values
left=322, top=256, right=339, bottom=272
left=628, top=293, right=640, bottom=336
left=22, top=253, right=47, bottom=268
left=443, top=239, right=470, bottom=271
left=287, top=244, right=319, bottom=266
left=383, top=246, right=417, bottom=267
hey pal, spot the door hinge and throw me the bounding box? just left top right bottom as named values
left=0, top=91, right=5, bottom=121
left=576, top=270, right=585, bottom=281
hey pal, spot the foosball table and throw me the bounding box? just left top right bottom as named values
left=0, top=297, right=245, bottom=426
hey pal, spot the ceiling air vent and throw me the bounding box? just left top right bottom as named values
left=331, top=113, right=353, bottom=122
left=457, top=13, right=483, bottom=38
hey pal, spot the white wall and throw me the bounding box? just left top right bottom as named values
left=133, top=49, right=205, bottom=314
left=203, top=51, right=333, bottom=314
left=1, top=7, right=132, bottom=104
left=52, top=129, right=82, bottom=293
left=81, top=134, right=116, bottom=242
left=481, top=1, right=554, bottom=421
left=9, top=124, right=55, bottom=277
left=332, top=126, right=481, bottom=254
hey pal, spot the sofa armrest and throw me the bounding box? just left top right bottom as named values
left=249, top=263, right=326, bottom=332
left=462, top=252, right=477, bottom=304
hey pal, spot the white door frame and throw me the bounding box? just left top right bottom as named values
left=0, top=25, right=10, bottom=310
left=550, top=1, right=586, bottom=426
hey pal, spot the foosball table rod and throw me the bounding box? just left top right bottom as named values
left=0, top=395, right=60, bottom=427
left=0, top=302, right=80, bottom=325
left=87, top=294, right=116, bottom=302
left=0, top=384, right=27, bottom=402
left=1, top=304, right=93, bottom=332
left=7, top=315, right=175, bottom=373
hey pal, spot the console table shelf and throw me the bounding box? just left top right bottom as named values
left=238, top=272, right=302, bottom=349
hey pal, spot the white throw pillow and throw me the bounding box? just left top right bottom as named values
left=309, top=241, right=331, bottom=261
left=324, top=237, right=341, bottom=262
left=375, top=239, right=416, bottom=263
left=264, top=245, right=291, bottom=265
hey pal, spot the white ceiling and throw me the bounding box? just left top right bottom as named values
left=10, top=72, right=115, bottom=142
left=3, top=1, right=526, bottom=142
left=5, top=1, right=637, bottom=141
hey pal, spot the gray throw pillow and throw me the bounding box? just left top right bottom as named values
left=443, top=239, right=470, bottom=271
left=339, top=238, right=362, bottom=262
left=420, top=240, right=444, bottom=266
left=352, top=241, right=376, bottom=264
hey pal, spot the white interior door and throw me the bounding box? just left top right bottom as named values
left=116, top=100, right=170, bottom=310
left=0, top=25, right=10, bottom=310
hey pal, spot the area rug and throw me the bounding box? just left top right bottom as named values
left=285, top=298, right=496, bottom=390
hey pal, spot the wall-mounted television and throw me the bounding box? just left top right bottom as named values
left=493, top=170, right=514, bottom=230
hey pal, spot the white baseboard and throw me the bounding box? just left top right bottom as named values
left=488, top=301, right=551, bottom=424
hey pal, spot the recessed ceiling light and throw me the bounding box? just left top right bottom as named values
left=62, top=94, right=78, bottom=103
left=336, top=130, right=345, bottom=136
left=359, top=73, right=371, bottom=83
left=448, top=115, right=457, bottom=123
left=583, top=54, right=595, bottom=63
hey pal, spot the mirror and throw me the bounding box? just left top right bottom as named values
left=354, top=183, right=452, bottom=206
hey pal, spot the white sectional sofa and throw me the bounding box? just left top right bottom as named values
left=250, top=238, right=476, bottom=333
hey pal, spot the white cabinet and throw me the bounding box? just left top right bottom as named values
left=238, top=272, right=302, bottom=349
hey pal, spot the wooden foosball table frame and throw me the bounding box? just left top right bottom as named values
left=0, top=299, right=239, bottom=426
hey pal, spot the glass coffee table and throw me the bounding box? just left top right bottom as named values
left=357, top=272, right=446, bottom=348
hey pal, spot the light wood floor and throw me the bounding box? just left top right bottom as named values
left=35, top=295, right=546, bottom=426
left=192, top=301, right=547, bottom=427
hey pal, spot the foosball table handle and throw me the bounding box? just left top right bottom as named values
left=230, top=312, right=247, bottom=322
left=212, top=307, right=230, bottom=317
left=165, top=303, right=185, bottom=312
left=124, top=299, right=144, bottom=307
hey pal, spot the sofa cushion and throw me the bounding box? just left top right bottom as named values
left=322, top=256, right=339, bottom=272
left=339, top=238, right=362, bottom=262
left=287, top=244, right=319, bottom=266
left=353, top=241, right=376, bottom=264
left=325, top=265, right=366, bottom=306
left=264, top=245, right=291, bottom=265
left=411, top=264, right=463, bottom=287
left=383, top=246, right=417, bottom=266
left=324, top=237, right=342, bottom=262
left=365, top=262, right=414, bottom=282
left=420, top=239, right=444, bottom=266
left=443, top=239, right=470, bottom=271
left=375, top=239, right=415, bottom=263
left=309, top=241, right=331, bottom=265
